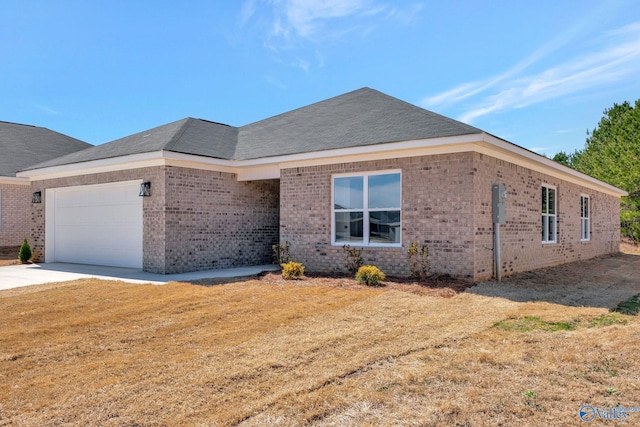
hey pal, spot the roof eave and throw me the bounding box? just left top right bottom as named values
left=17, top=134, right=628, bottom=197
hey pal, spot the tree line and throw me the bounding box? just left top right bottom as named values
left=553, top=99, right=640, bottom=241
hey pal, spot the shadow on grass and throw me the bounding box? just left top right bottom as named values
left=467, top=253, right=640, bottom=310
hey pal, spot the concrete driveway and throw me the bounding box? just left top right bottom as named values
left=0, top=263, right=279, bottom=291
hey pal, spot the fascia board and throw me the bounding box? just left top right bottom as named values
left=478, top=134, right=628, bottom=197
left=162, top=151, right=239, bottom=174
left=17, top=152, right=168, bottom=181
left=16, top=134, right=628, bottom=197
left=0, top=176, right=30, bottom=185
left=234, top=134, right=484, bottom=167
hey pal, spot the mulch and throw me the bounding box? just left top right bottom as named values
left=190, top=271, right=475, bottom=298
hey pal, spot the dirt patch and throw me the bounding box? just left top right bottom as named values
left=0, top=246, right=20, bottom=266
left=469, top=252, right=640, bottom=309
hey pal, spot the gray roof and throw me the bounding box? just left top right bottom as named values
left=23, top=88, right=483, bottom=170
left=235, top=87, right=481, bottom=159
left=29, top=118, right=238, bottom=170
left=0, top=121, right=91, bottom=176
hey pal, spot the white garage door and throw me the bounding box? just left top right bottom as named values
left=46, top=181, right=143, bottom=268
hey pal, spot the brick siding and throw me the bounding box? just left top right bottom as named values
left=472, top=153, right=620, bottom=280
left=280, top=154, right=476, bottom=278
left=280, top=152, right=621, bottom=280
left=0, top=183, right=31, bottom=247
left=29, top=166, right=279, bottom=274
left=162, top=166, right=279, bottom=274
left=29, top=167, right=166, bottom=269
left=27, top=153, right=620, bottom=279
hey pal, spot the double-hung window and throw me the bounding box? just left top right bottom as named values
left=580, top=195, right=590, bottom=241
left=332, top=171, right=401, bottom=246
left=541, top=184, right=557, bottom=243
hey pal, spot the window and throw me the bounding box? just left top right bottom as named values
left=333, top=171, right=401, bottom=246
left=581, top=195, right=590, bottom=241
left=541, top=185, right=556, bottom=243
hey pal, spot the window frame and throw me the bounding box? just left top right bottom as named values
left=580, top=194, right=591, bottom=242
left=331, top=170, right=402, bottom=247
left=541, top=184, right=557, bottom=244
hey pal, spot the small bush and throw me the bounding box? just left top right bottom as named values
left=343, top=245, right=364, bottom=275
left=356, top=265, right=385, bottom=287
left=281, top=261, right=304, bottom=280
left=19, top=238, right=32, bottom=263
left=273, top=241, right=292, bottom=264
left=407, top=242, right=431, bottom=281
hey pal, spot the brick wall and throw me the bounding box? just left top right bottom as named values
left=472, top=152, right=620, bottom=280
left=162, top=166, right=279, bottom=274
left=26, top=154, right=620, bottom=279
left=280, top=152, right=621, bottom=280
left=0, top=182, right=31, bottom=246
left=29, top=166, right=280, bottom=274
left=280, top=153, right=476, bottom=277
left=29, top=167, right=166, bottom=271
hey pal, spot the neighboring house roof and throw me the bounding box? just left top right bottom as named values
left=0, top=121, right=91, bottom=177
left=23, top=87, right=482, bottom=169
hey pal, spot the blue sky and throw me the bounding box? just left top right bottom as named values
left=2, top=0, right=639, bottom=156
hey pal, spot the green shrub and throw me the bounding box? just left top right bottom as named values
left=19, top=238, right=32, bottom=263
left=407, top=242, right=431, bottom=281
left=356, top=265, right=385, bottom=286
left=273, top=241, right=292, bottom=264
left=281, top=261, right=304, bottom=280
left=343, top=245, right=364, bottom=275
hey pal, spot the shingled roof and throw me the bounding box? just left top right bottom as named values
left=0, top=121, right=91, bottom=177
left=23, top=88, right=483, bottom=170
left=29, top=118, right=238, bottom=170
left=235, top=87, right=481, bottom=159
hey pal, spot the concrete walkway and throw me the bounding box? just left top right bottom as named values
left=0, top=263, right=280, bottom=291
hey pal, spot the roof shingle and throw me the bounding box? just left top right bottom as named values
left=0, top=121, right=91, bottom=176
left=20, top=88, right=483, bottom=170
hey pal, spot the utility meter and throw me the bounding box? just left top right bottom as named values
left=492, top=184, right=507, bottom=224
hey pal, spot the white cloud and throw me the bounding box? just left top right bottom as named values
left=284, top=0, right=370, bottom=38
left=31, top=103, right=61, bottom=115
left=425, top=21, right=640, bottom=124
left=241, top=0, right=421, bottom=69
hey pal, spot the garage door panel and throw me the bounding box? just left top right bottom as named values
left=48, top=182, right=143, bottom=268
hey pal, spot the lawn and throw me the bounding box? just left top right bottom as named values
left=1, top=261, right=639, bottom=426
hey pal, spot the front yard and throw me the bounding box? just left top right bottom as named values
left=1, top=252, right=639, bottom=426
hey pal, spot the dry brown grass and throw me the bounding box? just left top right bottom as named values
left=620, top=238, right=640, bottom=255
left=1, top=262, right=639, bottom=425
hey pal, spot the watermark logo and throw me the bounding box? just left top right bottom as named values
left=579, top=405, right=597, bottom=422
left=579, top=404, right=640, bottom=422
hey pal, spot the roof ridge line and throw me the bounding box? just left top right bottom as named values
left=163, top=118, right=194, bottom=151
left=0, top=120, right=37, bottom=127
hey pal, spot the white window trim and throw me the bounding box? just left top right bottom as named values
left=331, top=170, right=402, bottom=247
left=581, top=194, right=591, bottom=242
left=542, top=184, right=557, bottom=244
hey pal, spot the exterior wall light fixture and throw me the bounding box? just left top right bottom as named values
left=139, top=181, right=151, bottom=197
left=32, top=191, right=42, bottom=203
